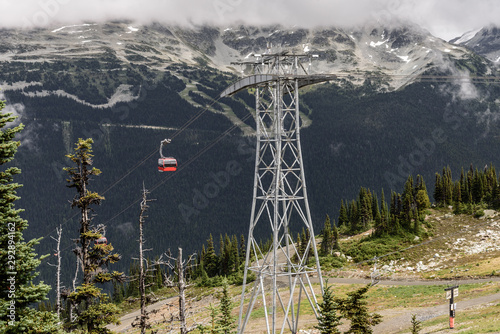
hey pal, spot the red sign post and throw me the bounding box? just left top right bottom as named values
left=445, top=286, right=459, bottom=329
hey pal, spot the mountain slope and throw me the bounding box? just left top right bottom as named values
left=1, top=21, right=500, bottom=293
left=451, top=25, right=500, bottom=63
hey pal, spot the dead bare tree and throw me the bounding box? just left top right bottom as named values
left=48, top=225, right=63, bottom=319
left=178, top=248, right=187, bottom=334
left=137, top=183, right=155, bottom=334
left=157, top=248, right=198, bottom=334
left=70, top=256, right=80, bottom=324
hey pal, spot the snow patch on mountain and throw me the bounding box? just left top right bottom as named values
left=51, top=23, right=97, bottom=33
left=21, top=84, right=139, bottom=109
left=452, top=28, right=482, bottom=45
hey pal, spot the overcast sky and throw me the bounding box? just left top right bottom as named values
left=1, top=0, right=498, bottom=40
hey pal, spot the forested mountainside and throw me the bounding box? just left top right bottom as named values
left=1, top=21, right=500, bottom=290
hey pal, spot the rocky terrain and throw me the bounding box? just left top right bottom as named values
left=451, top=25, right=500, bottom=63
left=0, top=21, right=476, bottom=90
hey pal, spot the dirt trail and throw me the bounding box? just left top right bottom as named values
left=110, top=276, right=500, bottom=333
left=374, top=292, right=500, bottom=333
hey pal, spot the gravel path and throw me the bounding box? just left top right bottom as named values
left=110, top=276, right=500, bottom=333
left=374, top=292, right=500, bottom=333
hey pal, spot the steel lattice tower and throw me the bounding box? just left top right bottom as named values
left=221, top=53, right=336, bottom=334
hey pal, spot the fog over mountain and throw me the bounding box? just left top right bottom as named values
left=2, top=0, right=500, bottom=40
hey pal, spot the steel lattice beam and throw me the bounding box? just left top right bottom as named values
left=222, top=54, right=333, bottom=334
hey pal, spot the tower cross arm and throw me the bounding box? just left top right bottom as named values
left=220, top=74, right=337, bottom=98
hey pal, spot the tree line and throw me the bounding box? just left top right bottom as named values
left=434, top=164, right=500, bottom=213
left=328, top=175, right=430, bottom=239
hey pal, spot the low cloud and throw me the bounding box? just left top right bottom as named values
left=0, top=91, right=40, bottom=152
left=1, top=0, right=499, bottom=40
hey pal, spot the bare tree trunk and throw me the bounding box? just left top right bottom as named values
left=158, top=247, right=197, bottom=333
left=49, top=225, right=63, bottom=320
left=70, top=257, right=80, bottom=324
left=80, top=164, right=92, bottom=285
left=178, top=247, right=187, bottom=334
left=55, top=225, right=62, bottom=319
left=138, top=184, right=152, bottom=334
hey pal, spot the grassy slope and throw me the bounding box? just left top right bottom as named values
left=114, top=209, right=500, bottom=333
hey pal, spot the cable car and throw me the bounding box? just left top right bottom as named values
left=158, top=157, right=177, bottom=172
left=158, top=138, right=177, bottom=172
left=95, top=237, right=107, bottom=245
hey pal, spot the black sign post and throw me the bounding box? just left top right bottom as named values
left=444, top=286, right=459, bottom=329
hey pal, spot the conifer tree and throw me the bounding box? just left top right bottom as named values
left=0, top=99, right=61, bottom=333
left=219, top=234, right=227, bottom=276
left=332, top=219, right=340, bottom=251
left=492, top=181, right=500, bottom=210
left=401, top=176, right=415, bottom=229
left=338, top=200, right=348, bottom=228
left=348, top=200, right=359, bottom=233
left=460, top=167, right=468, bottom=203
left=444, top=166, right=453, bottom=205
left=225, top=234, right=235, bottom=275
left=472, top=168, right=484, bottom=203
left=126, top=262, right=140, bottom=298
left=379, top=190, right=389, bottom=235
left=295, top=232, right=302, bottom=260
left=204, top=234, right=218, bottom=277
left=320, top=214, right=333, bottom=255
left=64, top=138, right=122, bottom=332
left=298, top=228, right=305, bottom=255
left=198, top=304, right=219, bottom=334
left=390, top=191, right=397, bottom=217
left=239, top=234, right=246, bottom=266
left=231, top=234, right=239, bottom=272
left=314, top=281, right=341, bottom=334
left=217, top=279, right=235, bottom=334
left=410, top=314, right=422, bottom=334
left=335, top=284, right=382, bottom=334
left=371, top=193, right=380, bottom=228
left=358, top=188, right=372, bottom=230
left=415, top=175, right=430, bottom=212
left=452, top=181, right=462, bottom=204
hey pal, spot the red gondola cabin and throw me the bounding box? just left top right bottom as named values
left=95, top=237, right=107, bottom=245
left=158, top=157, right=177, bottom=172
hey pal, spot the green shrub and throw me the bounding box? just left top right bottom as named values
left=474, top=209, right=485, bottom=218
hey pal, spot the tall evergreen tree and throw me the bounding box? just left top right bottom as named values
left=358, top=188, right=372, bottom=230
left=320, top=214, right=333, bottom=255
left=204, top=234, right=218, bottom=277
left=371, top=193, right=380, bottom=222
left=444, top=166, right=454, bottom=205
left=332, top=219, right=340, bottom=251
left=338, top=200, right=348, bottom=228
left=348, top=200, right=359, bottom=233
left=0, top=99, right=61, bottom=333
left=219, top=234, right=227, bottom=276
left=434, top=173, right=443, bottom=206
left=460, top=167, right=469, bottom=203
left=239, top=234, right=246, bottom=266
left=471, top=168, right=485, bottom=203
left=379, top=190, right=389, bottom=235
left=401, top=176, right=415, bottom=229
left=299, top=228, right=308, bottom=258
left=492, top=180, right=500, bottom=210
left=64, top=138, right=122, bottom=332
left=231, top=234, right=239, bottom=272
